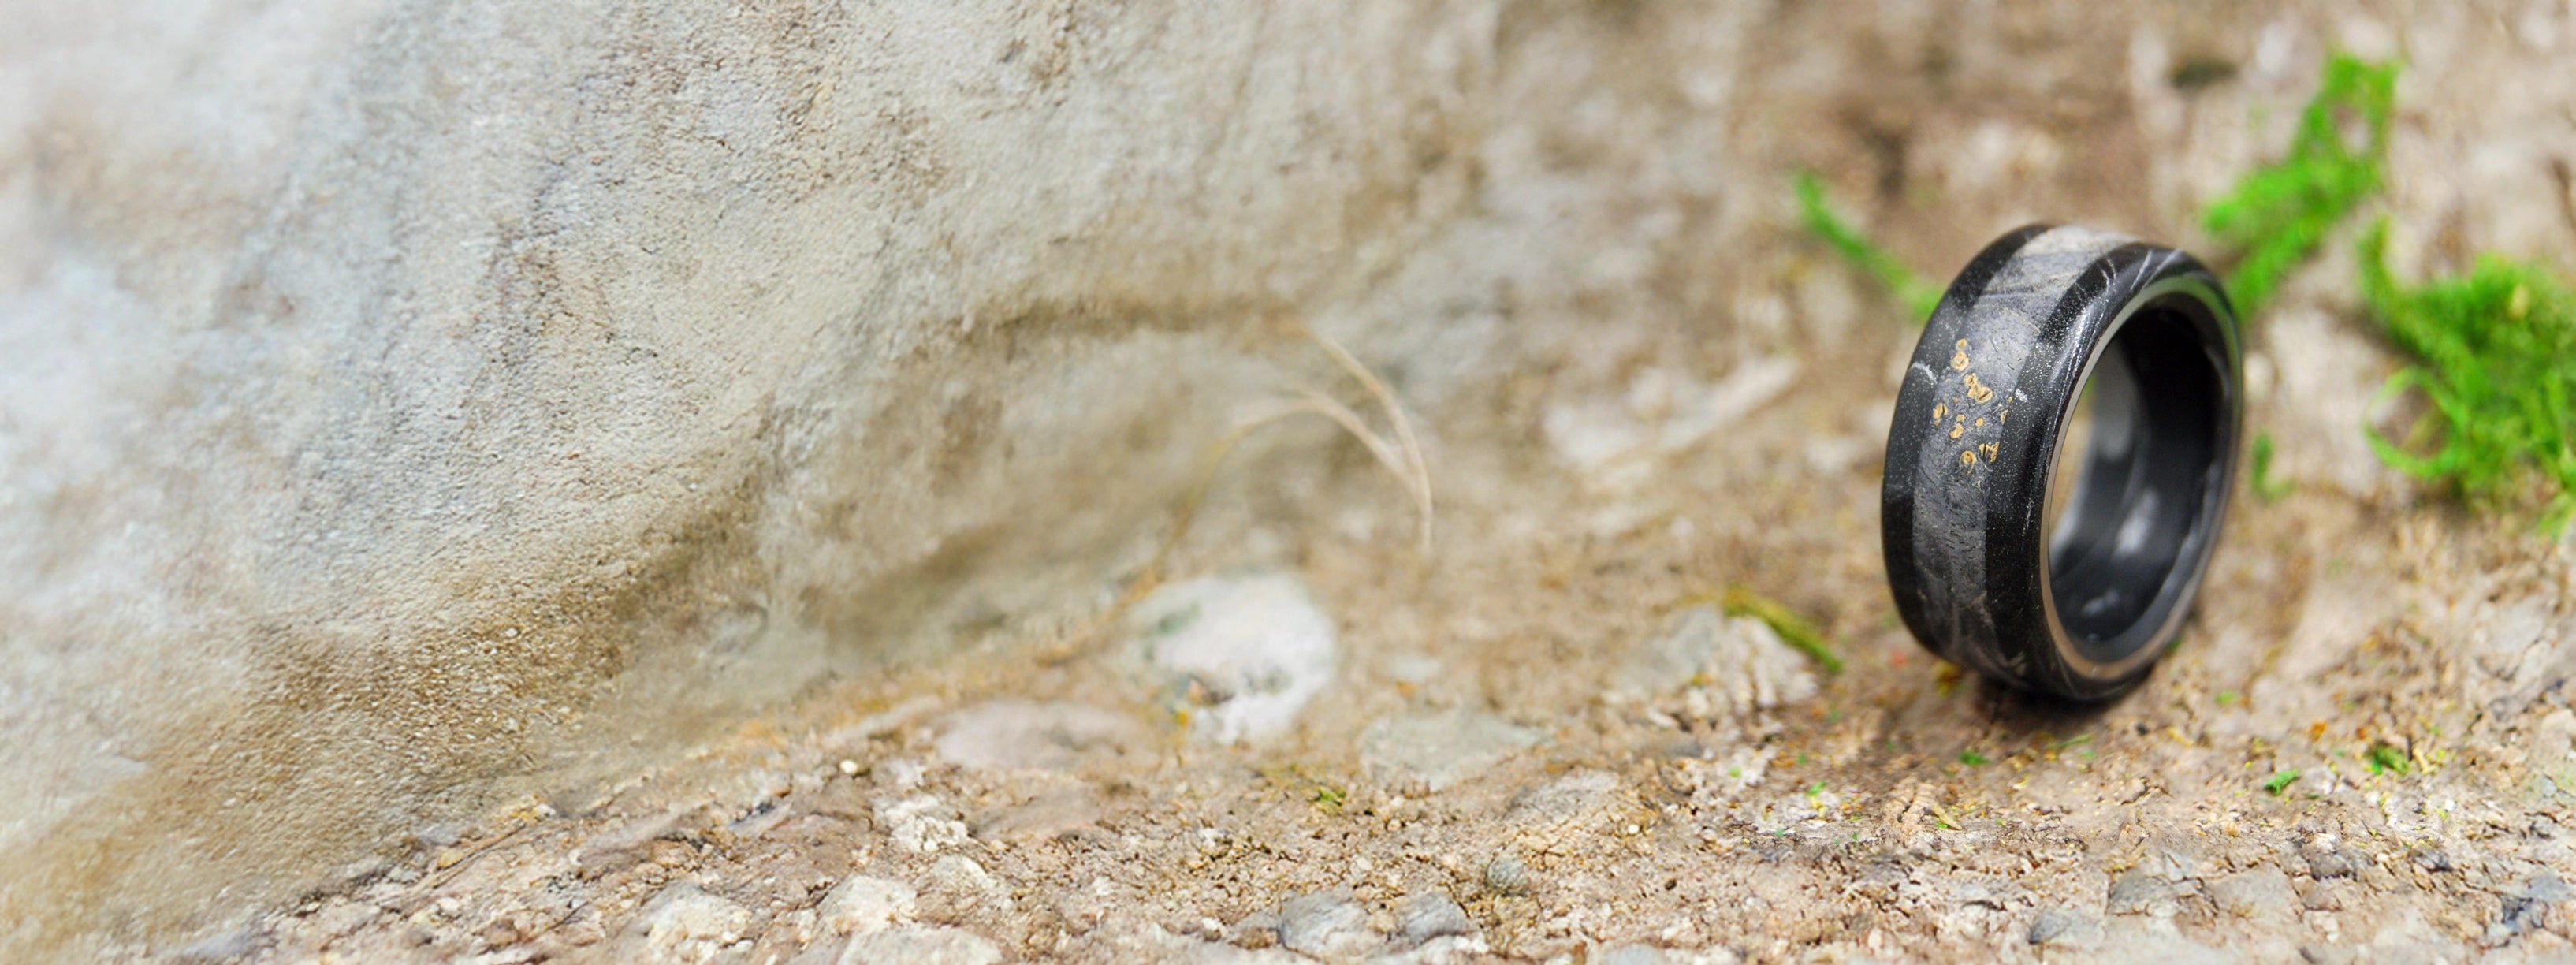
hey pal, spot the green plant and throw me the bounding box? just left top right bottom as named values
left=2248, top=434, right=2294, bottom=502
left=2366, top=743, right=2411, bottom=776
left=2358, top=223, right=2576, bottom=533
left=2202, top=54, right=2399, bottom=318
left=2263, top=769, right=2302, bottom=795
left=1794, top=171, right=1944, bottom=322
left=1957, top=749, right=1990, bottom=766
left=1796, top=54, right=2572, bottom=532
left=1718, top=587, right=1845, bottom=674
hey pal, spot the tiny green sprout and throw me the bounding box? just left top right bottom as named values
left=1312, top=784, right=1349, bottom=809
left=2215, top=691, right=2241, bottom=706
left=2248, top=434, right=2294, bottom=502
left=2049, top=733, right=2094, bottom=750
left=2264, top=769, right=2302, bottom=795
left=1720, top=587, right=1845, bottom=674
left=2366, top=743, right=2412, bottom=776
left=1958, top=749, right=1991, bottom=766
left=1805, top=781, right=1827, bottom=798
left=1792, top=170, right=1945, bottom=322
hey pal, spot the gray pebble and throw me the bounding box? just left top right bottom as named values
left=1483, top=855, right=1532, bottom=896
left=2027, top=907, right=2088, bottom=945
left=1276, top=889, right=1375, bottom=959
left=2489, top=872, right=2570, bottom=942
left=1394, top=892, right=1476, bottom=946
left=2299, top=836, right=2362, bottom=879
left=2105, top=870, right=2188, bottom=916
left=2302, top=850, right=2357, bottom=879
left=2206, top=866, right=2298, bottom=918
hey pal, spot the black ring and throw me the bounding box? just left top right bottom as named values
left=1882, top=226, right=2243, bottom=701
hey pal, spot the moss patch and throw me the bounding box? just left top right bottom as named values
left=2359, top=223, right=2576, bottom=533
left=2201, top=54, right=2398, bottom=318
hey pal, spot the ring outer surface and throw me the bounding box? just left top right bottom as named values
left=1881, top=225, right=2243, bottom=701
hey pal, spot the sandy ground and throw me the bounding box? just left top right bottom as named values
left=173, top=308, right=2576, bottom=964
left=130, top=6, right=2576, bottom=963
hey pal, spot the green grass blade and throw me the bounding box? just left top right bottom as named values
left=1794, top=171, right=1945, bottom=323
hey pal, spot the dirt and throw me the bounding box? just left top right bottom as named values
left=180, top=317, right=2576, bottom=963
left=131, top=5, right=2576, bottom=963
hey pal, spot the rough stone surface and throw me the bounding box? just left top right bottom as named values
left=2027, top=907, right=2094, bottom=946
left=639, top=885, right=754, bottom=962
left=1275, top=889, right=1375, bottom=960
left=815, top=876, right=915, bottom=937
left=1394, top=892, right=1475, bottom=947
left=1616, top=606, right=1819, bottom=716
left=0, top=0, right=1520, bottom=949
left=16, top=2, right=2576, bottom=962
left=931, top=700, right=1143, bottom=773
left=838, top=925, right=1001, bottom=965
left=1361, top=709, right=1543, bottom=793
left=2207, top=866, right=2299, bottom=919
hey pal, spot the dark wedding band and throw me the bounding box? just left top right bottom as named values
left=1882, top=226, right=2243, bottom=701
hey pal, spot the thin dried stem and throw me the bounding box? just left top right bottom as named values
left=1042, top=327, right=1435, bottom=665
left=1303, top=328, right=1434, bottom=553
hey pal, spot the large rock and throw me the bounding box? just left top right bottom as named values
left=7, top=0, right=1728, bottom=951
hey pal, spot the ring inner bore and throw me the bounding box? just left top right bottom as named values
left=2042, top=300, right=2227, bottom=663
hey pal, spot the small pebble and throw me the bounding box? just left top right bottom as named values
left=640, top=884, right=752, bottom=959
left=1483, top=855, right=1532, bottom=896
left=1128, top=573, right=1338, bottom=743
left=2027, top=907, right=2090, bottom=945
left=817, top=875, right=916, bottom=937
left=1275, top=890, right=1375, bottom=959
left=2299, top=836, right=2361, bottom=879
left=1395, top=892, right=1476, bottom=946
